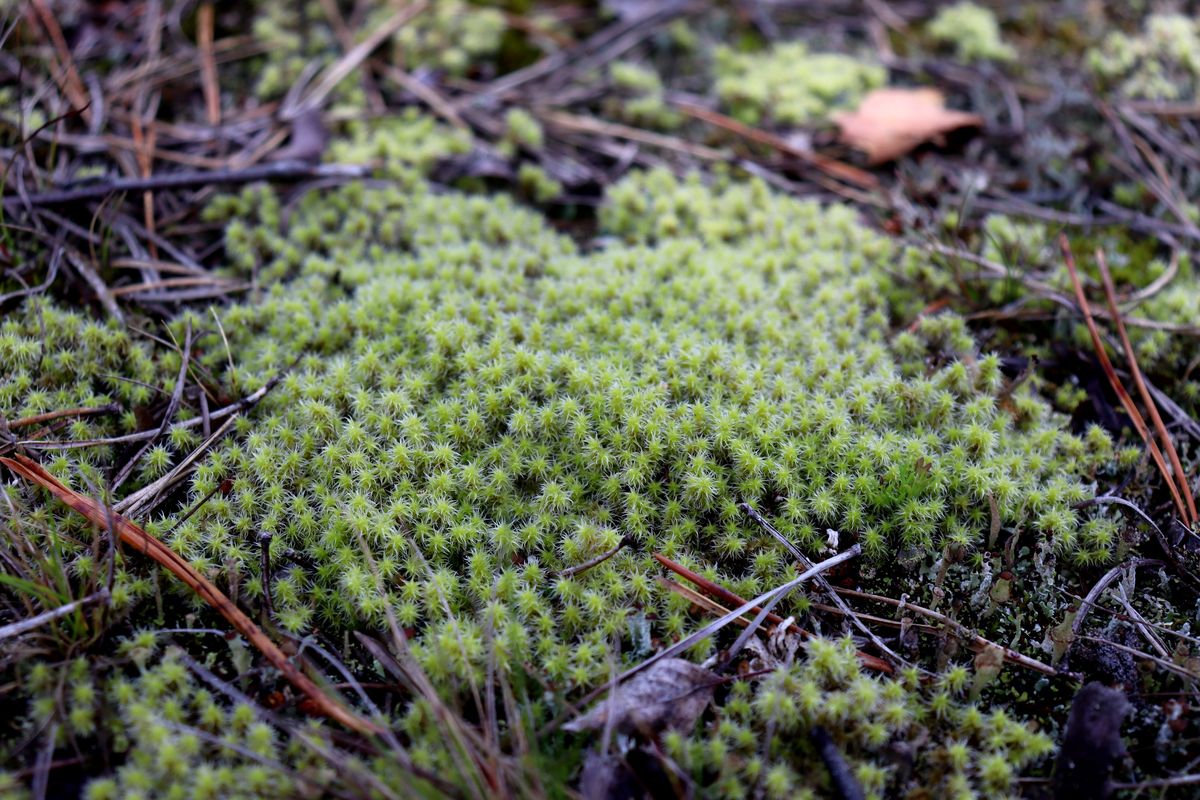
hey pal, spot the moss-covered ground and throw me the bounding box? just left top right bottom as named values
left=2, top=2, right=1200, bottom=798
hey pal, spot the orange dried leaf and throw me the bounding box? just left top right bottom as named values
left=832, top=87, right=983, bottom=164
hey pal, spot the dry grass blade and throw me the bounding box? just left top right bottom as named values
left=1059, top=234, right=1188, bottom=522
left=114, top=414, right=237, bottom=517
left=653, top=552, right=893, bottom=674
left=1094, top=248, right=1197, bottom=527
left=644, top=546, right=861, bottom=676
left=5, top=404, right=121, bottom=430
left=109, top=276, right=245, bottom=297
left=741, top=502, right=911, bottom=670
left=0, top=589, right=108, bottom=642
left=659, top=577, right=755, bottom=629
left=0, top=453, right=381, bottom=735
left=1071, top=558, right=1164, bottom=636
left=289, top=2, right=428, bottom=118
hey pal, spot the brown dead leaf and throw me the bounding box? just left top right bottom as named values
left=564, top=658, right=716, bottom=737
left=832, top=87, right=983, bottom=164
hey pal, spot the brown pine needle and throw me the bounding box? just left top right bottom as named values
left=0, top=453, right=382, bottom=735
left=29, top=0, right=91, bottom=124
left=672, top=99, right=880, bottom=191
left=6, top=404, right=121, bottom=430
left=1094, top=248, right=1197, bottom=527
left=1059, top=234, right=1188, bottom=521
left=197, top=3, right=221, bottom=127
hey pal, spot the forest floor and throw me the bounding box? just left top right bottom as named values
left=4, top=1, right=1200, bottom=798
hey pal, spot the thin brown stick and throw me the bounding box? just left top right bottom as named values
left=377, top=64, right=468, bottom=130
left=742, top=502, right=911, bottom=669
left=672, top=99, right=879, bottom=190
left=29, top=0, right=91, bottom=124
left=5, top=405, right=121, bottom=430
left=197, top=2, right=221, bottom=127
left=4, top=161, right=372, bottom=208
left=130, top=109, right=161, bottom=263
left=1059, top=235, right=1188, bottom=521
left=834, top=588, right=1062, bottom=677
left=1095, top=249, right=1197, bottom=526
left=110, top=276, right=245, bottom=297
left=14, top=373, right=274, bottom=450
left=658, top=578, right=754, bottom=630
left=114, top=414, right=237, bottom=517
left=1112, top=773, right=1200, bottom=789
left=64, top=251, right=124, bottom=323
left=110, top=323, right=193, bottom=493
left=478, top=3, right=688, bottom=101
left=0, top=454, right=381, bottom=735
left=317, top=0, right=388, bottom=114
left=653, top=553, right=789, bottom=628
left=538, top=109, right=726, bottom=160
left=555, top=536, right=630, bottom=578
left=1077, top=634, right=1200, bottom=681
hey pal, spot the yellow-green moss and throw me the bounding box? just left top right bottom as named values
left=675, top=637, right=1053, bottom=799
left=606, top=61, right=683, bottom=130
left=714, top=43, right=886, bottom=127
left=1089, top=13, right=1200, bottom=100
left=927, top=2, right=1017, bottom=63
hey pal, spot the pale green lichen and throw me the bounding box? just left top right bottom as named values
left=1088, top=13, right=1200, bottom=100
left=501, top=107, right=545, bottom=153
left=714, top=43, right=886, bottom=126
left=324, top=109, right=473, bottom=176
left=516, top=163, right=563, bottom=202
left=927, top=2, right=1017, bottom=63
left=673, top=637, right=1054, bottom=799
left=391, top=0, right=507, bottom=76
left=247, top=0, right=508, bottom=101
left=606, top=61, right=682, bottom=130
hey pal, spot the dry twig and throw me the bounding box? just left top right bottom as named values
left=0, top=454, right=381, bottom=735
left=834, top=588, right=1062, bottom=677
